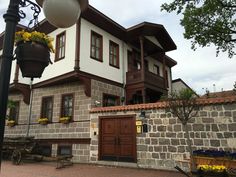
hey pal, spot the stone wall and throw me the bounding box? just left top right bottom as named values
left=5, top=81, right=91, bottom=137
left=5, top=79, right=124, bottom=163
left=90, top=102, right=236, bottom=171
left=5, top=81, right=91, bottom=163
left=91, top=79, right=124, bottom=107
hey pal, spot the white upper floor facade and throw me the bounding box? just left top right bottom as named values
left=0, top=5, right=177, bottom=103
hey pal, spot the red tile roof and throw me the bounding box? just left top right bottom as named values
left=90, top=96, right=236, bottom=113
left=201, top=90, right=236, bottom=98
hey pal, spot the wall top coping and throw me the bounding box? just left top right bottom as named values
left=90, top=96, right=236, bottom=113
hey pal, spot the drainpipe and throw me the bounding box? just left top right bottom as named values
left=122, top=41, right=126, bottom=105
left=139, top=36, right=145, bottom=103
left=26, top=78, right=33, bottom=137
left=13, top=64, right=19, bottom=83
left=162, top=56, right=167, bottom=90
left=170, top=67, right=173, bottom=95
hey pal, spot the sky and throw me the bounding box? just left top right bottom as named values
left=0, top=0, right=235, bottom=95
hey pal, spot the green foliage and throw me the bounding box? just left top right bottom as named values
left=161, top=0, right=236, bottom=58
left=7, top=100, right=16, bottom=110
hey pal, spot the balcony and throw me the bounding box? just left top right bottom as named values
left=126, top=70, right=166, bottom=90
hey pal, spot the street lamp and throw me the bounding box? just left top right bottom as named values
left=36, top=0, right=88, bottom=28
left=0, top=0, right=88, bottom=168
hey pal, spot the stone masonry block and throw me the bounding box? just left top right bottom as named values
left=174, top=125, right=182, bottom=132
left=171, top=139, right=180, bottom=146
left=228, top=123, right=236, bottom=131
left=210, top=140, right=220, bottom=147
left=212, top=124, right=219, bottom=132
left=194, top=139, right=203, bottom=146
left=193, top=124, right=204, bottom=131
left=159, top=138, right=170, bottom=145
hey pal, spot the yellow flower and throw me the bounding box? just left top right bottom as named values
left=38, top=118, right=49, bottom=123
left=7, top=120, right=15, bottom=124
left=22, top=32, right=31, bottom=41
left=6, top=119, right=16, bottom=126
left=59, top=117, right=71, bottom=122
left=197, top=165, right=226, bottom=172
left=15, top=30, right=55, bottom=53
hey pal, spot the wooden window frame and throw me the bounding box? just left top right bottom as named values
left=109, top=40, right=119, bottom=68
left=103, top=93, right=120, bottom=107
left=57, top=144, right=72, bottom=156
left=60, top=93, right=74, bottom=121
left=153, top=64, right=160, bottom=75
left=41, top=96, right=54, bottom=122
left=9, top=101, right=20, bottom=124
left=55, top=31, right=66, bottom=62
left=90, top=31, right=103, bottom=62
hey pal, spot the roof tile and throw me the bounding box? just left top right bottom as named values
left=90, top=96, right=236, bottom=113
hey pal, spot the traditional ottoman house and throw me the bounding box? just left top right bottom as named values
left=0, top=5, right=178, bottom=167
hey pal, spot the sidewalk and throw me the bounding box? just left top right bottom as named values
left=0, top=161, right=184, bottom=177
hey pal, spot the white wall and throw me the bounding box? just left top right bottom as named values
left=145, top=36, right=163, bottom=50
left=4, top=18, right=174, bottom=91
left=32, top=25, right=77, bottom=84
left=80, top=19, right=128, bottom=84
left=172, top=80, right=188, bottom=93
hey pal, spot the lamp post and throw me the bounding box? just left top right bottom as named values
left=0, top=0, right=88, bottom=168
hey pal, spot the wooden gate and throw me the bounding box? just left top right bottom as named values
left=99, top=116, right=136, bottom=162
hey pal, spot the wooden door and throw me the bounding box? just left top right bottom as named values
left=100, top=117, right=136, bottom=162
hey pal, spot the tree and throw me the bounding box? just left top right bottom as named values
left=161, top=0, right=236, bottom=58
left=165, top=88, right=200, bottom=171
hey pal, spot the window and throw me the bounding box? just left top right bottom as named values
left=39, top=145, right=52, bottom=157
left=55, top=31, right=66, bottom=61
left=90, top=31, right=103, bottom=61
left=145, top=60, right=149, bottom=70
left=61, top=94, right=74, bottom=119
left=153, top=65, right=160, bottom=75
left=103, top=94, right=120, bottom=107
left=58, top=145, right=72, bottom=156
left=9, top=101, right=20, bottom=123
left=41, top=97, right=53, bottom=122
left=109, top=41, right=119, bottom=68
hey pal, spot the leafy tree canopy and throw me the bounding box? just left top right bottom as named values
left=161, top=0, right=236, bottom=58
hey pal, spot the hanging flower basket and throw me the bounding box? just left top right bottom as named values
left=14, top=30, right=54, bottom=78
left=38, top=118, right=49, bottom=125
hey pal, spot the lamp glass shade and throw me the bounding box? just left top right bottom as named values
left=42, top=0, right=81, bottom=28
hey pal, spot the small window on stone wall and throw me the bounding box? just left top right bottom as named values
left=103, top=93, right=120, bottom=107
left=39, top=145, right=52, bottom=157
left=57, top=145, right=72, bottom=156
left=61, top=94, right=74, bottom=120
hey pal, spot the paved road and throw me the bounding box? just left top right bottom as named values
left=0, top=161, right=184, bottom=177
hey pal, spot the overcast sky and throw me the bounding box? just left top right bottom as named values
left=0, top=0, right=235, bottom=95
